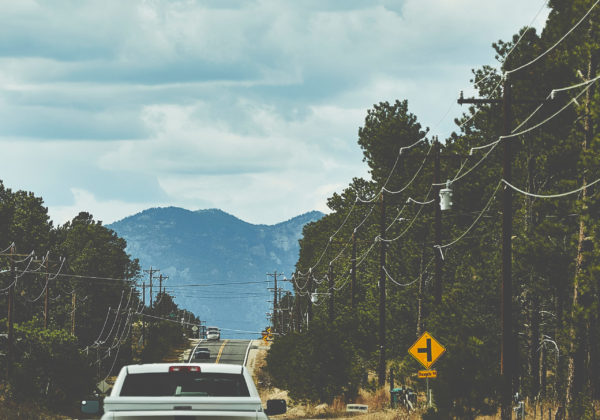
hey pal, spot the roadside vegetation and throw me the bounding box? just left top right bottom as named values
left=0, top=183, right=199, bottom=417
left=266, top=1, right=600, bottom=418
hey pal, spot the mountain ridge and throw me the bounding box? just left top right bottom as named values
left=107, top=207, right=324, bottom=337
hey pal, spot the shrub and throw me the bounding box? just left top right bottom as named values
left=7, top=319, right=95, bottom=410
left=266, top=318, right=363, bottom=403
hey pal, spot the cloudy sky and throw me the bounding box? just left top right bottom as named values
left=0, top=0, right=549, bottom=226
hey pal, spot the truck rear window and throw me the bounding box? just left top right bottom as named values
left=120, top=372, right=250, bottom=397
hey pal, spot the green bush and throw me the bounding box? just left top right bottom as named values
left=141, top=320, right=186, bottom=362
left=266, top=318, right=363, bottom=403
left=7, top=319, right=95, bottom=410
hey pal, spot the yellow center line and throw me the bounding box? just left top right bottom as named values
left=215, top=340, right=228, bottom=364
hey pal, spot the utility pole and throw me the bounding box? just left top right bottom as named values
left=143, top=267, right=159, bottom=310
left=158, top=274, right=168, bottom=315
left=267, top=271, right=281, bottom=333
left=500, top=76, right=514, bottom=420
left=434, top=137, right=443, bottom=305
left=158, top=274, right=168, bottom=296
left=378, top=193, right=387, bottom=387
left=44, top=257, right=49, bottom=329
left=416, top=243, right=426, bottom=338
left=7, top=245, right=15, bottom=374
left=351, top=232, right=357, bottom=310
left=71, top=292, right=77, bottom=335
left=328, top=263, right=334, bottom=322
left=142, top=281, right=146, bottom=346
left=279, top=288, right=284, bottom=334
left=458, top=76, right=515, bottom=420
left=307, top=268, right=313, bottom=327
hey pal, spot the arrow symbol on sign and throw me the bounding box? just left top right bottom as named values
left=417, top=338, right=432, bottom=362
left=408, top=331, right=445, bottom=369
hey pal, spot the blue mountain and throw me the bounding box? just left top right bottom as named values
left=107, top=208, right=323, bottom=338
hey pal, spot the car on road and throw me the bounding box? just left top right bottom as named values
left=193, top=347, right=210, bottom=359
left=81, top=363, right=287, bottom=419
left=206, top=326, right=220, bottom=341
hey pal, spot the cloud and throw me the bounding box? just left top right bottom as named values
left=49, top=188, right=159, bottom=226
left=0, top=0, right=550, bottom=225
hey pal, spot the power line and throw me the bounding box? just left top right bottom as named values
left=506, top=0, right=600, bottom=75
left=502, top=177, right=600, bottom=198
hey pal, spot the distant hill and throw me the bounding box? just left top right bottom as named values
left=107, top=208, right=324, bottom=338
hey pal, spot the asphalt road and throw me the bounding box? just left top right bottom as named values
left=189, top=339, right=251, bottom=365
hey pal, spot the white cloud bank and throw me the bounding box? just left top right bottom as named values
left=0, top=0, right=550, bottom=225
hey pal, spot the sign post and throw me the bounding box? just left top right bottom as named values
left=408, top=332, right=445, bottom=407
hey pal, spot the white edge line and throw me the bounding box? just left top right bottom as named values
left=188, top=338, right=206, bottom=363
left=243, top=340, right=253, bottom=367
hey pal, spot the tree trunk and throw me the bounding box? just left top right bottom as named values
left=566, top=21, right=596, bottom=417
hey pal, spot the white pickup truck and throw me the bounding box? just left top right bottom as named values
left=81, top=363, right=286, bottom=419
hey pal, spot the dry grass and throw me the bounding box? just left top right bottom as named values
left=162, top=337, right=197, bottom=362
left=252, top=350, right=420, bottom=419
left=251, top=344, right=589, bottom=419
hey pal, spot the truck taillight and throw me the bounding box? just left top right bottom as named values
left=169, top=366, right=201, bottom=373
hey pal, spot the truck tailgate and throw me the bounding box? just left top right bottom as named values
left=103, top=410, right=259, bottom=419
left=102, top=396, right=263, bottom=419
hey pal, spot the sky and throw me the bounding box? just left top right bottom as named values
left=0, top=0, right=550, bottom=226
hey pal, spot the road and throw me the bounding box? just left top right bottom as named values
left=189, top=339, right=252, bottom=365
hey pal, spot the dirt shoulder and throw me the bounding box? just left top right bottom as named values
left=245, top=339, right=420, bottom=420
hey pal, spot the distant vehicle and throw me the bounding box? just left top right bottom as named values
left=81, top=363, right=287, bottom=419
left=193, top=347, right=210, bottom=359
left=206, top=326, right=220, bottom=341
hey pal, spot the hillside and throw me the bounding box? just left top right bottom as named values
left=107, top=208, right=323, bottom=337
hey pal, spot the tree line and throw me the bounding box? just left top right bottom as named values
left=266, top=1, right=600, bottom=418
left=0, top=181, right=199, bottom=413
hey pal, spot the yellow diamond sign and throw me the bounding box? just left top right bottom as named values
left=408, top=331, right=445, bottom=369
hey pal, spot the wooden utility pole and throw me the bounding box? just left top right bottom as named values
left=273, top=272, right=278, bottom=333
left=458, top=76, right=514, bottom=420
left=267, top=271, right=281, bottom=333
left=378, top=193, right=387, bottom=387
left=71, top=292, right=77, bottom=335
left=416, top=244, right=426, bottom=338
left=351, top=232, right=357, bottom=310
left=500, top=76, right=513, bottom=420
left=44, top=258, right=49, bottom=329
left=157, top=274, right=168, bottom=315
left=279, top=288, right=284, bottom=334
left=7, top=245, right=15, bottom=373
left=307, top=269, right=313, bottom=326
left=143, top=267, right=159, bottom=309
left=158, top=274, right=168, bottom=296
left=142, top=282, right=146, bottom=346
left=434, top=138, right=443, bottom=304
left=328, top=263, right=334, bottom=322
